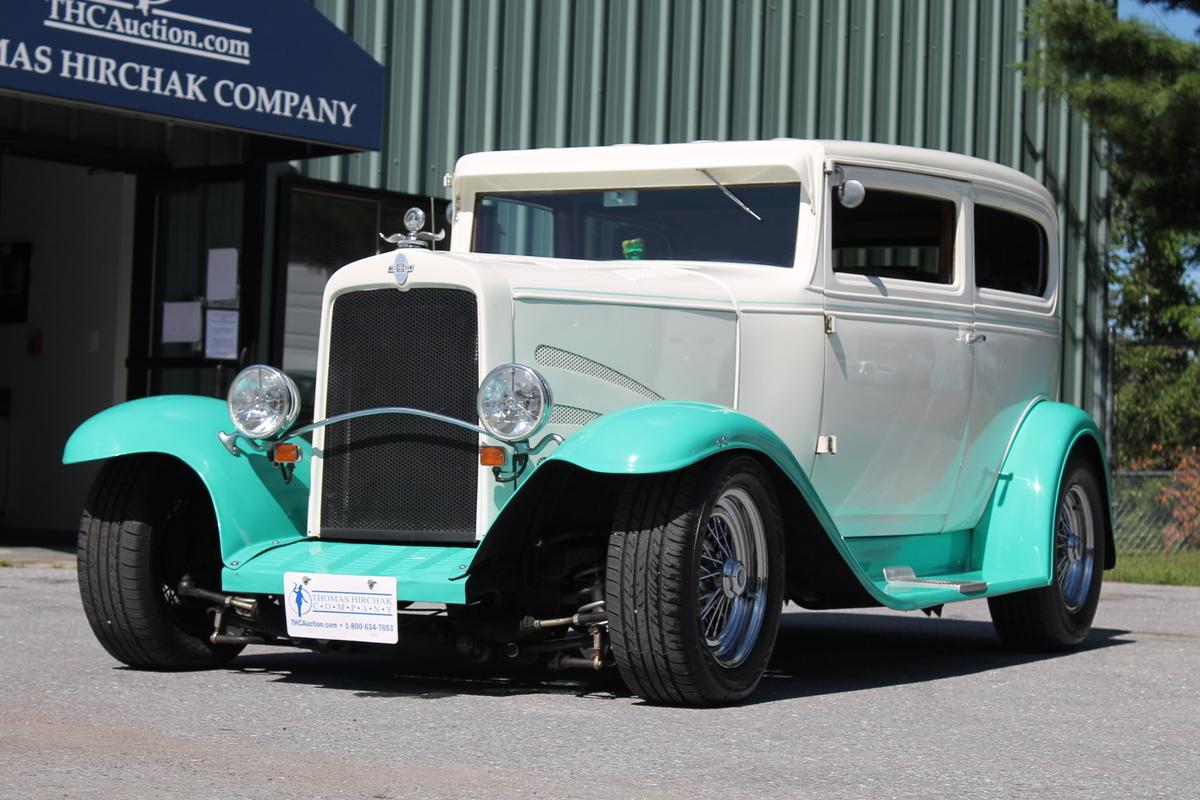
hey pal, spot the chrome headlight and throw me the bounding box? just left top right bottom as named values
left=227, top=365, right=301, bottom=440
left=477, top=363, right=552, bottom=442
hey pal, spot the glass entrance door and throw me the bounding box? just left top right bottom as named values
left=128, top=167, right=264, bottom=399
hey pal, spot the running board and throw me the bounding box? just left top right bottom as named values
left=883, top=566, right=988, bottom=595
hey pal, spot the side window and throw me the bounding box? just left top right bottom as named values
left=832, top=188, right=957, bottom=284
left=975, top=204, right=1048, bottom=296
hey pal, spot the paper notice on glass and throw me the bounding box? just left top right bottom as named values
left=162, top=301, right=202, bottom=343
left=205, top=309, right=239, bottom=360
left=205, top=248, right=238, bottom=302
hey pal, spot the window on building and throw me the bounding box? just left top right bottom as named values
left=974, top=204, right=1048, bottom=296
left=831, top=188, right=957, bottom=284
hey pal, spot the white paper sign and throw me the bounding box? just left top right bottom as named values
left=161, top=301, right=202, bottom=343
left=204, top=309, right=239, bottom=360
left=205, top=247, right=239, bottom=302
left=283, top=572, right=398, bottom=644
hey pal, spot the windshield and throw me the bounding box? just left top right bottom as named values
left=472, top=183, right=801, bottom=268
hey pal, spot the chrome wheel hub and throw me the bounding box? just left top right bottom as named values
left=697, top=487, right=768, bottom=669
left=1065, top=533, right=1082, bottom=562
left=722, top=559, right=748, bottom=599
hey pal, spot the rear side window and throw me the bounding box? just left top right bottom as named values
left=831, top=189, right=957, bottom=284
left=975, top=204, right=1048, bottom=296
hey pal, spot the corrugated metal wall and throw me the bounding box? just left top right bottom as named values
left=303, top=0, right=1109, bottom=420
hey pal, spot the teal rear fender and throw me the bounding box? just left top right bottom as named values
left=971, top=399, right=1115, bottom=586
left=63, top=396, right=311, bottom=567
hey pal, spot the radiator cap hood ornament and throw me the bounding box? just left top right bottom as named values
left=380, top=206, right=447, bottom=250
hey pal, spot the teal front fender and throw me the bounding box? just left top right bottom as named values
left=523, top=402, right=897, bottom=606
left=543, top=401, right=801, bottom=476
left=63, top=395, right=310, bottom=567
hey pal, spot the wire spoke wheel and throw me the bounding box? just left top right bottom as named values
left=1055, top=484, right=1095, bottom=613
left=697, top=488, right=768, bottom=669
left=606, top=455, right=784, bottom=706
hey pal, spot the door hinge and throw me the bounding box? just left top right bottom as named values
left=823, top=313, right=836, bottom=334
left=816, top=435, right=838, bottom=455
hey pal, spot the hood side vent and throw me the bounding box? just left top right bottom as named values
left=549, top=405, right=601, bottom=426
left=534, top=345, right=663, bottom=401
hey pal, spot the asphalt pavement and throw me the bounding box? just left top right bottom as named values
left=1, top=564, right=1196, bottom=800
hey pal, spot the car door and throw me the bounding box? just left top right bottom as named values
left=811, top=166, right=974, bottom=537
left=943, top=188, right=1061, bottom=531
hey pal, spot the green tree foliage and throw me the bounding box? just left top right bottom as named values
left=1029, top=1, right=1200, bottom=469
left=1030, top=0, right=1200, bottom=231
left=1109, top=204, right=1199, bottom=342
left=1115, top=343, right=1200, bottom=467
left=1111, top=207, right=1200, bottom=468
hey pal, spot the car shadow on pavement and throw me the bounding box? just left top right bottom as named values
left=224, top=611, right=1130, bottom=705
left=753, top=611, right=1130, bottom=705
left=229, top=650, right=631, bottom=701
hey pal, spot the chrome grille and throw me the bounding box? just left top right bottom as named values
left=319, top=288, right=478, bottom=543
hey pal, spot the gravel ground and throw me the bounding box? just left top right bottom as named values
left=1, top=565, right=1197, bottom=800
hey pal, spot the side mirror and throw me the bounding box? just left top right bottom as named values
left=838, top=179, right=866, bottom=209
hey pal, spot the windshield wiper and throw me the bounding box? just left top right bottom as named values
left=698, top=168, right=762, bottom=222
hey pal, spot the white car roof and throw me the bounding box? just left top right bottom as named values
left=454, top=139, right=1054, bottom=209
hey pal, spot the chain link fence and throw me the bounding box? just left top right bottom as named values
left=1112, top=471, right=1200, bottom=552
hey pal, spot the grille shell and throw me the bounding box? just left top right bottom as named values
left=319, top=288, right=479, bottom=543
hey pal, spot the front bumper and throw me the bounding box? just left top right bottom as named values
left=221, top=539, right=473, bottom=604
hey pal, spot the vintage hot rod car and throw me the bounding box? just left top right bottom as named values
left=65, top=140, right=1112, bottom=706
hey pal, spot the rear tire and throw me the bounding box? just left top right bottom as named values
left=606, top=455, right=784, bottom=706
left=988, top=456, right=1106, bottom=651
left=77, top=456, right=243, bottom=670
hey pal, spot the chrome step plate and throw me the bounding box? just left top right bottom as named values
left=883, top=566, right=988, bottom=595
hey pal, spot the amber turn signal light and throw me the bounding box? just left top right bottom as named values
left=479, top=445, right=507, bottom=467
left=272, top=443, right=302, bottom=463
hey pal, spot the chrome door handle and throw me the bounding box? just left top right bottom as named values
left=963, top=333, right=987, bottom=345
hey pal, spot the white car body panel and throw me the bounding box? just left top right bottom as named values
left=306, top=139, right=1060, bottom=545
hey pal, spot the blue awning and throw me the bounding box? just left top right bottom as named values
left=0, top=0, right=383, bottom=152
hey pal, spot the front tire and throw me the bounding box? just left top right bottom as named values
left=988, top=456, right=1106, bottom=650
left=77, top=455, right=244, bottom=670
left=606, top=455, right=784, bottom=706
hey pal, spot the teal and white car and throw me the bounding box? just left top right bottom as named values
left=65, top=140, right=1113, bottom=706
